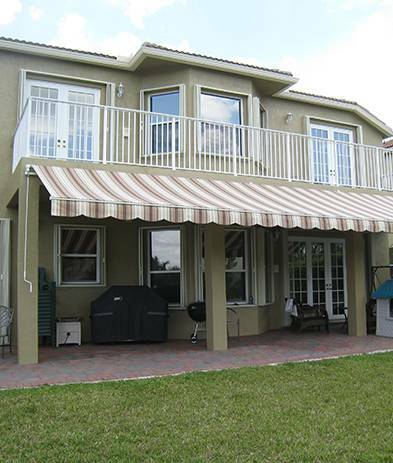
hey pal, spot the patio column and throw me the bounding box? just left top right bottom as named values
left=205, top=223, right=227, bottom=351
left=370, top=232, right=390, bottom=282
left=17, top=172, right=40, bottom=364
left=346, top=232, right=367, bottom=337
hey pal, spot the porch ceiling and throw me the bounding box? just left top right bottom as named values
left=32, top=164, right=393, bottom=232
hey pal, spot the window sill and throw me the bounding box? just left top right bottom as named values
left=57, top=283, right=106, bottom=288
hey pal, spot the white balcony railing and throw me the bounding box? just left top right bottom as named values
left=13, top=97, right=393, bottom=191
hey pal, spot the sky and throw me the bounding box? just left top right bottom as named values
left=1, top=0, right=392, bottom=130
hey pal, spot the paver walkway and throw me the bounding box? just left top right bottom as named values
left=2, top=329, right=393, bottom=389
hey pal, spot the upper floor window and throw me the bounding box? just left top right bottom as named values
left=200, top=92, right=243, bottom=156
left=310, top=123, right=354, bottom=187
left=148, top=90, right=180, bottom=154
left=150, top=91, right=180, bottom=116
left=200, top=92, right=242, bottom=125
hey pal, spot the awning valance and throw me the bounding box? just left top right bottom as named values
left=33, top=165, right=393, bottom=232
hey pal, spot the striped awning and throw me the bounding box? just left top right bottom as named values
left=33, top=165, right=393, bottom=232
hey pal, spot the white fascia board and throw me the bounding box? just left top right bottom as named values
left=277, top=91, right=393, bottom=137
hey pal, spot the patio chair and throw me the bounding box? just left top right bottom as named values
left=0, top=305, right=14, bottom=358
left=293, top=303, right=329, bottom=333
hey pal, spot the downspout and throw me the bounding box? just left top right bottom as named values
left=23, top=165, right=33, bottom=293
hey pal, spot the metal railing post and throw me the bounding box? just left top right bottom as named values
left=233, top=125, right=237, bottom=176
left=102, top=106, right=107, bottom=164
left=286, top=133, right=292, bottom=181
left=171, top=117, right=176, bottom=170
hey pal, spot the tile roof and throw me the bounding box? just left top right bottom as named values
left=0, top=36, right=117, bottom=59
left=142, top=42, right=294, bottom=77
left=288, top=89, right=358, bottom=105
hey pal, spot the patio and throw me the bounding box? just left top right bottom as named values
left=2, top=329, right=393, bottom=390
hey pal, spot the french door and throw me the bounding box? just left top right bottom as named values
left=25, top=79, right=101, bottom=160
left=311, top=123, right=354, bottom=186
left=288, top=237, right=347, bottom=320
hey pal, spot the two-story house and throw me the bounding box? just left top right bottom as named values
left=1, top=38, right=393, bottom=365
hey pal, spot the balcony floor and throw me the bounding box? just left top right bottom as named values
left=2, top=328, right=393, bottom=390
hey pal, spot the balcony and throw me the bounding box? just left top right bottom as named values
left=13, top=97, right=393, bottom=191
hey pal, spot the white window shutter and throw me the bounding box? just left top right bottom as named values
left=0, top=219, right=11, bottom=308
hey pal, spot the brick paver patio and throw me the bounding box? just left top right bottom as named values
left=2, top=329, right=393, bottom=390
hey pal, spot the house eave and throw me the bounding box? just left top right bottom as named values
left=277, top=90, right=393, bottom=138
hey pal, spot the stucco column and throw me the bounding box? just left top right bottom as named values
left=17, top=172, right=40, bottom=364
left=346, top=232, right=367, bottom=337
left=369, top=232, right=390, bottom=282
left=205, top=223, right=227, bottom=351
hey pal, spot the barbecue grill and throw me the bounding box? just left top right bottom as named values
left=187, top=301, right=206, bottom=343
left=91, top=286, right=168, bottom=343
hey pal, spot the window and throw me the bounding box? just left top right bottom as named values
left=143, top=228, right=182, bottom=305
left=200, top=92, right=242, bottom=155
left=149, top=91, right=180, bottom=154
left=200, top=229, right=252, bottom=304
left=310, top=123, right=354, bottom=186
left=390, top=299, right=393, bottom=319
left=55, top=226, right=105, bottom=286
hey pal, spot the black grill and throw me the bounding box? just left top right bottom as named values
left=91, top=286, right=168, bottom=343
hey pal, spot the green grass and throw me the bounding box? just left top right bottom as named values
left=1, top=354, right=393, bottom=462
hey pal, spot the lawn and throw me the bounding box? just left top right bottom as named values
left=1, top=353, right=393, bottom=462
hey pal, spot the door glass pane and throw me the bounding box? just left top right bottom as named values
left=311, top=127, right=329, bottom=183
left=288, top=241, right=308, bottom=304
left=29, top=85, right=58, bottom=157
left=311, top=242, right=326, bottom=308
left=200, top=93, right=242, bottom=156
left=330, top=242, right=345, bottom=315
left=150, top=92, right=180, bottom=154
left=68, top=91, right=95, bottom=160
left=334, top=131, right=352, bottom=186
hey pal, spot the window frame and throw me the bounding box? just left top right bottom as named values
left=197, top=226, right=258, bottom=306
left=139, top=225, right=185, bottom=308
left=54, top=224, right=106, bottom=287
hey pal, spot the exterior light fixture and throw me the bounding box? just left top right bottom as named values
left=117, top=81, right=125, bottom=98
left=285, top=112, right=293, bottom=124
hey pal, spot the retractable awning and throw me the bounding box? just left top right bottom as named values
left=33, top=165, right=393, bottom=233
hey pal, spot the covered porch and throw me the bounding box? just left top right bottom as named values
left=10, top=160, right=393, bottom=365
left=2, top=329, right=393, bottom=389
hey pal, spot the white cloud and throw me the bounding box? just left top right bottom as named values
left=51, top=13, right=141, bottom=57
left=109, top=0, right=185, bottom=29
left=29, top=5, right=43, bottom=21
left=278, top=1, right=393, bottom=129
left=0, top=0, right=22, bottom=25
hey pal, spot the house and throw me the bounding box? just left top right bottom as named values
left=384, top=138, right=393, bottom=149
left=1, top=37, right=393, bottom=365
